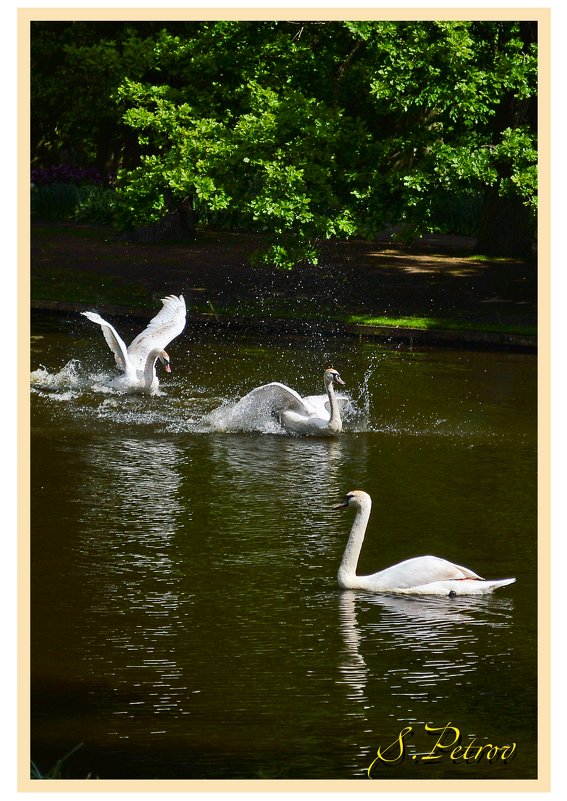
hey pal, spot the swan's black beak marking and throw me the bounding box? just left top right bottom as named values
left=333, top=498, right=350, bottom=510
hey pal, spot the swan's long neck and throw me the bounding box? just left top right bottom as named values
left=338, top=497, right=372, bottom=589
left=326, top=379, right=342, bottom=432
left=143, top=349, right=162, bottom=389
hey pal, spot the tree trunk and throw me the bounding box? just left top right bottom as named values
left=124, top=192, right=196, bottom=243
left=475, top=187, right=534, bottom=259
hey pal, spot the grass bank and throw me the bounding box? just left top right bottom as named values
left=30, top=222, right=537, bottom=347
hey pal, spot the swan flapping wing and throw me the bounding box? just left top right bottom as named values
left=127, top=295, right=187, bottom=369
left=234, top=383, right=348, bottom=427
left=81, top=311, right=130, bottom=372
left=237, top=382, right=312, bottom=416
left=303, top=393, right=350, bottom=417
left=205, top=381, right=308, bottom=432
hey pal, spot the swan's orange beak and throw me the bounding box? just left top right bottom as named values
left=164, top=363, right=172, bottom=373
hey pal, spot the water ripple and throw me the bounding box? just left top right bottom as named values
left=337, top=590, right=514, bottom=716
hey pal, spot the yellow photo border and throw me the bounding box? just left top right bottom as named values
left=18, top=6, right=551, bottom=794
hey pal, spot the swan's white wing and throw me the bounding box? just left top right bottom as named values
left=81, top=311, right=130, bottom=372
left=370, top=555, right=483, bottom=590
left=127, top=295, right=187, bottom=369
left=303, top=393, right=350, bottom=416
left=205, top=382, right=308, bottom=432
left=238, top=382, right=311, bottom=415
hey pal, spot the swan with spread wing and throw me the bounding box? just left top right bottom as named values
left=335, top=491, right=516, bottom=596
left=229, top=367, right=348, bottom=436
left=81, top=294, right=186, bottom=394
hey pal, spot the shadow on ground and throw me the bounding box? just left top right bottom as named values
left=30, top=222, right=537, bottom=336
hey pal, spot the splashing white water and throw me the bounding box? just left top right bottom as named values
left=30, top=359, right=122, bottom=398
left=31, top=359, right=372, bottom=436
left=203, top=392, right=287, bottom=435
left=349, top=362, right=375, bottom=432
left=30, top=359, right=80, bottom=388
left=203, top=388, right=360, bottom=435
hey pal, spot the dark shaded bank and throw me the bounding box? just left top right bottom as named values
left=29, top=222, right=538, bottom=351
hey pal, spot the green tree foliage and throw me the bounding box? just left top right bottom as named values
left=30, top=20, right=538, bottom=264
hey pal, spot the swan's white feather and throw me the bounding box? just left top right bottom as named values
left=337, top=490, right=516, bottom=596
left=127, top=295, right=187, bottom=370
left=207, top=369, right=346, bottom=435
left=391, top=577, right=516, bottom=596
left=239, top=382, right=311, bottom=415
left=81, top=295, right=186, bottom=393
left=362, top=555, right=483, bottom=591
left=303, top=393, right=350, bottom=417
left=230, top=381, right=343, bottom=426
left=81, top=311, right=131, bottom=374
left=255, top=370, right=346, bottom=435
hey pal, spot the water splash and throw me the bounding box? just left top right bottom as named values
left=28, top=358, right=426, bottom=439
left=30, top=359, right=116, bottom=399
left=31, top=359, right=81, bottom=389
left=348, top=361, right=376, bottom=432
left=202, top=393, right=286, bottom=435
left=29, top=346, right=512, bottom=443
left=201, top=385, right=361, bottom=435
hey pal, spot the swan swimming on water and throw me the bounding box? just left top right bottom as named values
left=335, top=491, right=516, bottom=596
left=219, top=367, right=348, bottom=436
left=279, top=367, right=346, bottom=435
left=81, top=294, right=186, bottom=394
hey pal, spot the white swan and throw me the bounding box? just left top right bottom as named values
left=334, top=491, right=516, bottom=596
left=81, top=294, right=186, bottom=394
left=235, top=367, right=347, bottom=436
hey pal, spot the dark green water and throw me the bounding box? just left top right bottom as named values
left=30, top=313, right=537, bottom=781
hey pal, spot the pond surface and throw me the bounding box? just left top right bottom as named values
left=29, top=311, right=537, bottom=781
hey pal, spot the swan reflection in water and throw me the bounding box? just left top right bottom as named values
left=207, top=431, right=350, bottom=492
left=337, top=589, right=515, bottom=771
left=205, top=434, right=356, bottom=568
left=76, top=437, right=193, bottom=725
